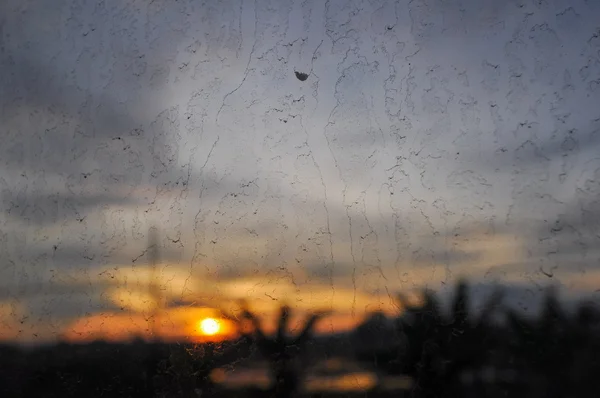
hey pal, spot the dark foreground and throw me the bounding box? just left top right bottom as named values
left=2, top=281, right=600, bottom=398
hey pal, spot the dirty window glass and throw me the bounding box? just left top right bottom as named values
left=1, top=0, right=599, bottom=397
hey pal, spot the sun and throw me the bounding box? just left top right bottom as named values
left=198, top=317, right=221, bottom=336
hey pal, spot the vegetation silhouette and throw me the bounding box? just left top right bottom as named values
left=390, top=280, right=504, bottom=398
left=2, top=279, right=600, bottom=398
left=505, top=287, right=600, bottom=398
left=235, top=301, right=329, bottom=398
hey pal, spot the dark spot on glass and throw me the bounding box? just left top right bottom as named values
left=295, top=71, right=309, bottom=81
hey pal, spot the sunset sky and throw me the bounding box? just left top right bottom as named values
left=1, top=0, right=600, bottom=344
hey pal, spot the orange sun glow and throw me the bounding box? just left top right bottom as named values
left=198, top=317, right=221, bottom=336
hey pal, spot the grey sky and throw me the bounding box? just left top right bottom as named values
left=1, top=0, right=600, bottom=342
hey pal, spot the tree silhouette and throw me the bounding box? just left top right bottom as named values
left=506, top=287, right=600, bottom=398
left=569, top=300, right=600, bottom=397
left=353, top=311, right=404, bottom=374
left=237, top=302, right=328, bottom=398
left=391, top=280, right=503, bottom=398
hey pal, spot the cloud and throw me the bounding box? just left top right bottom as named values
left=1, top=192, right=138, bottom=226
left=3, top=0, right=600, bottom=344
left=0, top=0, right=232, bottom=230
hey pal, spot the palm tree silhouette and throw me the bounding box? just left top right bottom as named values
left=236, top=302, right=328, bottom=398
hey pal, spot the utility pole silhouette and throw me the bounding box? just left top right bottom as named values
left=147, top=225, right=162, bottom=342
left=143, top=225, right=163, bottom=396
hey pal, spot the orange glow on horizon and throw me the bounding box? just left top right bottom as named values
left=61, top=307, right=238, bottom=343
left=27, top=271, right=412, bottom=344
left=198, top=317, right=221, bottom=336
left=58, top=306, right=374, bottom=344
